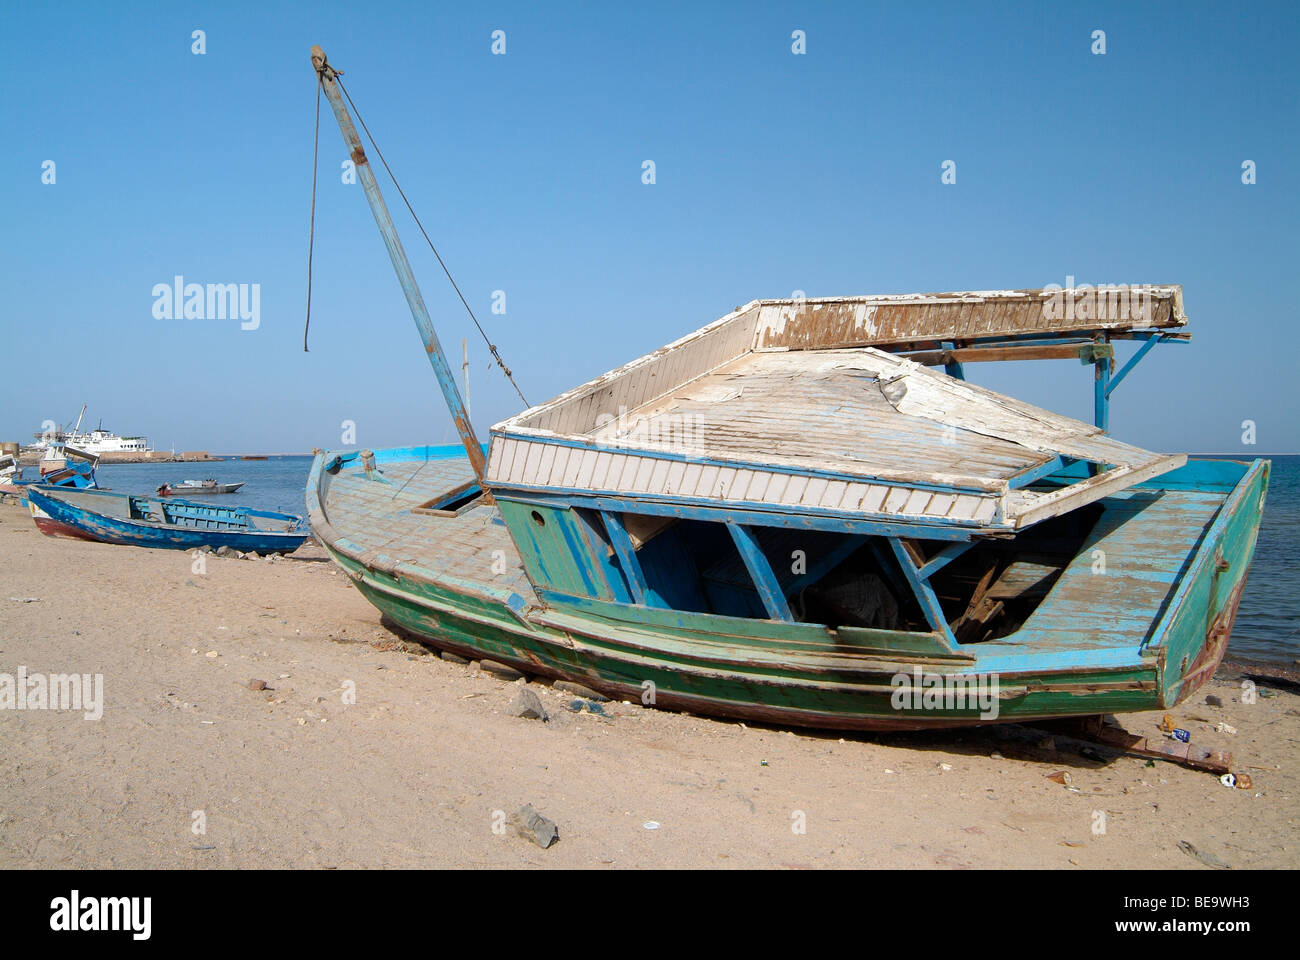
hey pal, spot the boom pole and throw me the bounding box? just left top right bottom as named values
left=309, top=46, right=487, bottom=482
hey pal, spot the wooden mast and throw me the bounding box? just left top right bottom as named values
left=309, top=46, right=488, bottom=483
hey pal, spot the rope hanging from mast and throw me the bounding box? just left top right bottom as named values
left=304, top=52, right=529, bottom=408
left=304, top=76, right=321, bottom=352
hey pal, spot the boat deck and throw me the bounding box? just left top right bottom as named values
left=318, top=453, right=534, bottom=600
left=982, top=486, right=1225, bottom=655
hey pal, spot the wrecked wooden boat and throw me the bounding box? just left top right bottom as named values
left=305, top=46, right=1267, bottom=730
left=27, top=486, right=309, bottom=553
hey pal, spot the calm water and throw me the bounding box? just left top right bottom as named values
left=91, top=453, right=1300, bottom=664
left=94, top=456, right=315, bottom=518
left=1226, top=454, right=1300, bottom=664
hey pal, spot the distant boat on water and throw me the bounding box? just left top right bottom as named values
left=158, top=479, right=246, bottom=496
left=30, top=404, right=152, bottom=458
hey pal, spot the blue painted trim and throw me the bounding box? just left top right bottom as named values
left=601, top=511, right=649, bottom=606
left=727, top=523, right=794, bottom=622
left=494, top=490, right=981, bottom=541
left=324, top=444, right=484, bottom=473
left=1106, top=334, right=1163, bottom=397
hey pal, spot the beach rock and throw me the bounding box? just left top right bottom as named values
left=506, top=688, right=549, bottom=721
left=555, top=680, right=609, bottom=702
left=247, top=679, right=268, bottom=691
left=439, top=650, right=470, bottom=664
left=511, top=804, right=559, bottom=849
left=245, top=551, right=260, bottom=561
left=1205, top=694, right=1223, bottom=707
left=480, top=659, right=524, bottom=682
left=215, top=546, right=239, bottom=558
left=1177, top=840, right=1229, bottom=870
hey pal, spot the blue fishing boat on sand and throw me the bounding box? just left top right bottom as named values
left=27, top=486, right=309, bottom=554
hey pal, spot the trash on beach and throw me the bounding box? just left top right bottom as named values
left=506, top=688, right=549, bottom=721
left=1214, top=721, right=1237, bottom=735
left=1047, top=770, right=1072, bottom=786
left=567, top=698, right=607, bottom=716
left=643, top=821, right=660, bottom=830
left=1235, top=773, right=1253, bottom=790
left=1168, top=728, right=1191, bottom=743
left=7, top=597, right=40, bottom=603
left=1219, top=773, right=1237, bottom=788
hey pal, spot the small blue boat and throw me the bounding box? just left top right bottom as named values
left=26, top=485, right=309, bottom=554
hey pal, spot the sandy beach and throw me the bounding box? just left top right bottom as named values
left=1, top=495, right=1296, bottom=870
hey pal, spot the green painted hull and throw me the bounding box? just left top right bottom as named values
left=307, top=450, right=1267, bottom=731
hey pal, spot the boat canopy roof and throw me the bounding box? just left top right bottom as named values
left=488, top=288, right=1187, bottom=537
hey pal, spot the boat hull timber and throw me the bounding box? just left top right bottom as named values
left=307, top=445, right=1267, bottom=731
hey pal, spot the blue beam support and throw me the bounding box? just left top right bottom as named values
left=917, top=540, right=976, bottom=580
left=1008, top=454, right=1072, bottom=489
left=941, top=341, right=966, bottom=380
left=1093, top=349, right=1111, bottom=433
left=601, top=511, right=649, bottom=606
left=727, top=523, right=794, bottom=622
left=1106, top=333, right=1163, bottom=397
left=888, top=538, right=957, bottom=645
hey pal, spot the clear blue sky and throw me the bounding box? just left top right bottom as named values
left=2, top=1, right=1296, bottom=454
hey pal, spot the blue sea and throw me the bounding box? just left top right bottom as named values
left=91, top=453, right=1299, bottom=665
left=1225, top=454, right=1300, bottom=664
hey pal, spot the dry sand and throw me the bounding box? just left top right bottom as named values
left=1, top=496, right=1296, bottom=869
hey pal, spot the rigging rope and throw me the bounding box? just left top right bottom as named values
left=302, top=66, right=529, bottom=407
left=303, top=77, right=322, bottom=352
